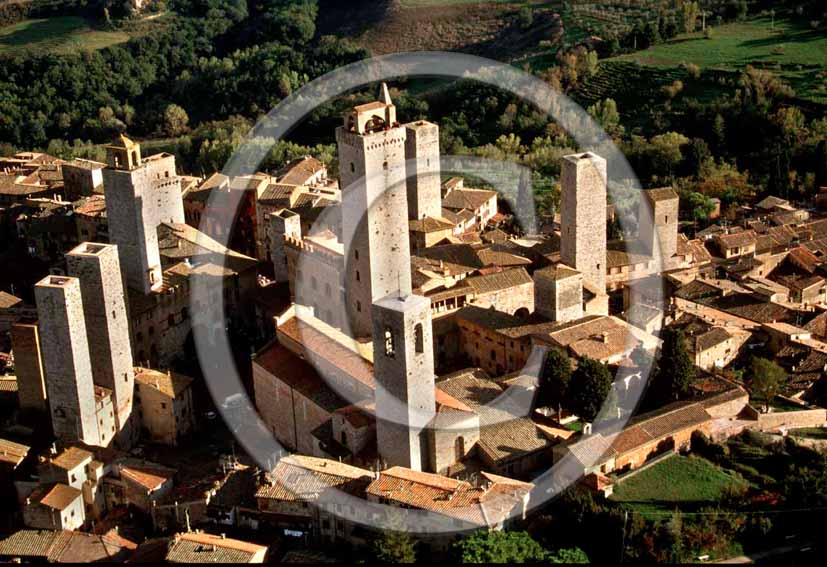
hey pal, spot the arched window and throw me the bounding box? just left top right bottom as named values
left=414, top=323, right=424, bottom=353
left=384, top=327, right=395, bottom=358
left=455, top=436, right=465, bottom=461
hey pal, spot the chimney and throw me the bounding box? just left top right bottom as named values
left=601, top=332, right=609, bottom=344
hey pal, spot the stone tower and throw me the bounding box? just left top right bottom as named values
left=34, top=275, right=100, bottom=445
left=534, top=264, right=583, bottom=323
left=268, top=209, right=302, bottom=283
left=638, top=188, right=679, bottom=271
left=372, top=292, right=437, bottom=471
left=336, top=84, right=412, bottom=338
left=11, top=322, right=48, bottom=414
left=103, top=135, right=184, bottom=294
left=66, top=242, right=135, bottom=446
left=404, top=120, right=442, bottom=220
left=560, top=152, right=607, bottom=301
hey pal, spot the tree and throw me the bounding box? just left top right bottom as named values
left=587, top=98, right=624, bottom=138
left=549, top=547, right=589, bottom=563
left=681, top=1, right=700, bottom=33
left=568, top=357, right=613, bottom=423
left=539, top=348, right=572, bottom=409
left=648, top=329, right=695, bottom=405
left=371, top=529, right=417, bottom=563
left=454, top=530, right=549, bottom=563
left=164, top=104, right=190, bottom=137
left=748, top=357, right=786, bottom=412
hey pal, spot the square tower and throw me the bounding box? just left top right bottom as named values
left=560, top=152, right=607, bottom=295
left=372, top=292, right=437, bottom=471
left=66, top=242, right=135, bottom=446
left=11, top=322, right=48, bottom=414
left=404, top=120, right=442, bottom=220
left=337, top=84, right=413, bottom=338
left=638, top=188, right=679, bottom=272
left=534, top=264, right=584, bottom=323
left=34, top=275, right=100, bottom=445
left=268, top=209, right=302, bottom=283
left=103, top=136, right=185, bottom=294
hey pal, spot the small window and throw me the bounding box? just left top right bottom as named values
left=161, top=402, right=167, bottom=409
left=490, top=349, right=496, bottom=361
left=414, top=323, right=424, bottom=353
left=350, top=163, right=355, bottom=173
left=356, top=301, right=362, bottom=312
left=356, top=270, right=360, bottom=282
left=168, top=314, right=175, bottom=327
left=384, top=327, right=395, bottom=358
left=325, top=283, right=331, bottom=297
left=311, top=276, right=318, bottom=290
left=383, top=161, right=388, bottom=170
left=355, top=249, right=359, bottom=260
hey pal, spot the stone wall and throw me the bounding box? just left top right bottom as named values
left=10, top=323, right=48, bottom=413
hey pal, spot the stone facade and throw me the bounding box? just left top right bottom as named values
left=66, top=243, right=135, bottom=447
left=134, top=369, right=196, bottom=446
left=62, top=159, right=104, bottom=201
left=10, top=323, right=48, bottom=413
left=638, top=188, right=679, bottom=271
left=337, top=89, right=413, bottom=338
left=268, top=210, right=302, bottom=283
left=103, top=138, right=184, bottom=294
left=34, top=276, right=100, bottom=446
left=560, top=153, right=607, bottom=309
left=372, top=293, right=436, bottom=471
left=533, top=265, right=583, bottom=323
left=404, top=120, right=442, bottom=220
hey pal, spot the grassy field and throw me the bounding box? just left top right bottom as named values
left=612, top=15, right=827, bottom=103
left=0, top=16, right=131, bottom=56
left=611, top=455, right=749, bottom=514
left=790, top=427, right=827, bottom=439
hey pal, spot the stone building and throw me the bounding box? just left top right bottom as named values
left=10, top=322, right=48, bottom=414
left=34, top=276, right=102, bottom=446
left=533, top=264, right=583, bottom=323
left=404, top=120, right=442, bottom=221
left=560, top=152, right=608, bottom=314
left=165, top=531, right=268, bottom=563
left=372, top=292, right=437, bottom=471
left=133, top=368, right=196, bottom=446
left=61, top=159, right=104, bottom=201
left=638, top=188, right=679, bottom=271
left=22, top=484, right=85, bottom=531
left=337, top=84, right=413, bottom=338
left=66, top=243, right=135, bottom=448
left=103, top=135, right=184, bottom=295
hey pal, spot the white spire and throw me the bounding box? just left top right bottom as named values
left=380, top=82, right=392, bottom=105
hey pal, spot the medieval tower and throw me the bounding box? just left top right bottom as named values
left=638, top=188, right=679, bottom=272
left=560, top=152, right=608, bottom=312
left=34, top=275, right=100, bottom=446
left=404, top=120, right=442, bottom=220
left=103, top=135, right=185, bottom=294
left=372, top=292, right=437, bottom=471
left=66, top=242, right=136, bottom=447
left=336, top=84, right=413, bottom=338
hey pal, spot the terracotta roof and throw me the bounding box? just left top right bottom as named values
left=715, top=230, right=757, bottom=249
left=0, top=438, right=29, bottom=468
left=51, top=446, right=93, bottom=470
left=166, top=532, right=267, bottom=563
left=0, top=377, right=17, bottom=393
left=545, top=316, right=640, bottom=360
left=120, top=464, right=174, bottom=492
left=409, top=216, right=455, bottom=233
left=366, top=466, right=531, bottom=527
left=690, top=327, right=732, bottom=353
left=277, top=156, right=325, bottom=186
left=255, top=455, right=372, bottom=502
left=645, top=187, right=678, bottom=202
left=756, top=196, right=790, bottom=210
left=0, top=290, right=23, bottom=309
left=134, top=368, right=194, bottom=399
left=535, top=264, right=580, bottom=281
left=443, top=188, right=497, bottom=212
left=465, top=268, right=532, bottom=295
left=35, top=483, right=81, bottom=510
left=478, top=417, right=554, bottom=463
left=0, top=530, right=71, bottom=559
left=436, top=369, right=502, bottom=411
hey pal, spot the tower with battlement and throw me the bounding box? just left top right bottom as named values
left=103, top=135, right=185, bottom=294
left=404, top=120, right=442, bottom=220
left=560, top=152, right=608, bottom=313
left=336, top=84, right=413, bottom=338
left=34, top=275, right=101, bottom=445
left=66, top=242, right=136, bottom=448
left=269, top=210, right=302, bottom=283
left=372, top=292, right=437, bottom=471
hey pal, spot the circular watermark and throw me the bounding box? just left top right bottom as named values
left=192, top=51, right=662, bottom=534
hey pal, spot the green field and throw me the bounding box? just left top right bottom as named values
left=0, top=17, right=132, bottom=56
left=790, top=427, right=827, bottom=439
left=613, top=15, right=827, bottom=103
left=611, top=455, right=749, bottom=514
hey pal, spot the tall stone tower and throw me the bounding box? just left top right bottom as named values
left=404, top=120, right=442, bottom=220
left=34, top=275, right=100, bottom=445
left=560, top=152, right=607, bottom=297
left=66, top=242, right=135, bottom=446
left=638, top=188, right=679, bottom=271
left=337, top=84, right=412, bottom=338
left=268, top=209, right=301, bottom=283
left=103, top=135, right=185, bottom=294
left=372, top=292, right=437, bottom=471
left=11, top=322, right=48, bottom=414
